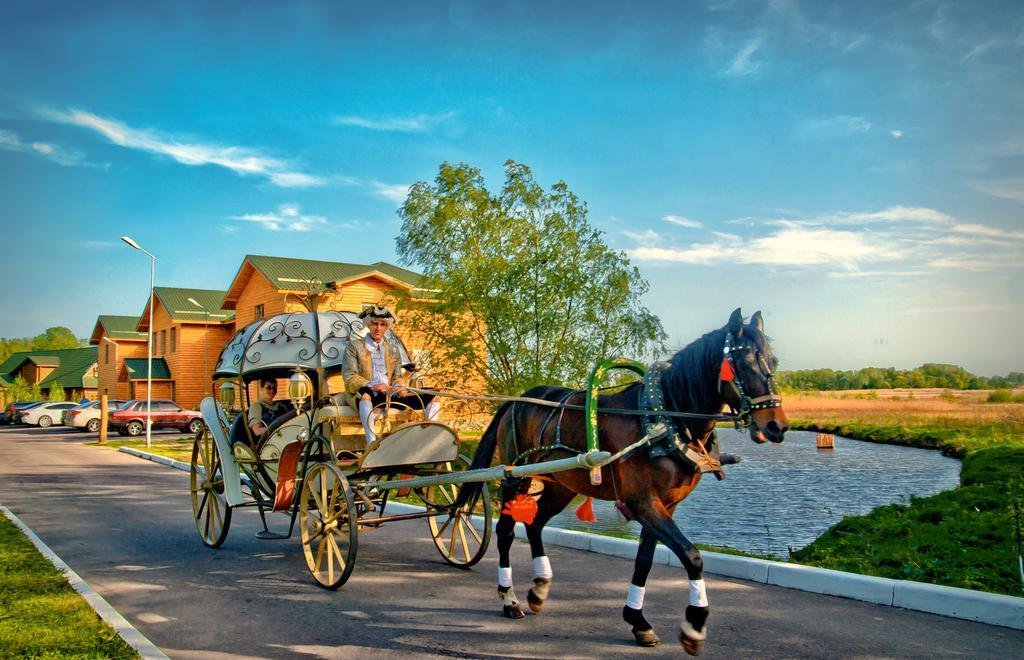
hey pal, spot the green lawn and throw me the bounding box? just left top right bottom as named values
left=0, top=516, right=138, bottom=658
left=89, top=437, right=195, bottom=463
left=790, top=419, right=1024, bottom=596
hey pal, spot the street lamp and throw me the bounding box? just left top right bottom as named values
left=121, top=235, right=155, bottom=449
left=188, top=297, right=210, bottom=397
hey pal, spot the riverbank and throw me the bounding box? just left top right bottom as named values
left=787, top=391, right=1024, bottom=596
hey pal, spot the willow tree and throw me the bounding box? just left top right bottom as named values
left=396, top=160, right=665, bottom=395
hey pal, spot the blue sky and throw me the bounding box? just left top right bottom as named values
left=1, top=1, right=1022, bottom=375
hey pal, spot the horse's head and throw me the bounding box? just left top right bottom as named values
left=721, top=308, right=788, bottom=444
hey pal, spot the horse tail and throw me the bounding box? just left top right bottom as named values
left=454, top=401, right=514, bottom=508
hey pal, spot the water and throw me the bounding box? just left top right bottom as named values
left=547, top=429, right=961, bottom=557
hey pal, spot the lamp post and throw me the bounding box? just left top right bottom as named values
left=188, top=297, right=210, bottom=397
left=121, top=235, right=155, bottom=449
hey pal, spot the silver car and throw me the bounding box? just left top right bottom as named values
left=21, top=401, right=79, bottom=427
left=64, top=399, right=127, bottom=432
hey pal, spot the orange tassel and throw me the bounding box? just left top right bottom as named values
left=502, top=494, right=538, bottom=524
left=575, top=496, right=596, bottom=522
left=719, top=358, right=735, bottom=382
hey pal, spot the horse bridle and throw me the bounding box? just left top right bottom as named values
left=720, top=332, right=783, bottom=425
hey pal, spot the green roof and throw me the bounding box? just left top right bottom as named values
left=98, top=315, right=147, bottom=340
left=246, top=255, right=422, bottom=289
left=153, top=287, right=235, bottom=322
left=123, top=358, right=172, bottom=380
left=0, top=347, right=98, bottom=391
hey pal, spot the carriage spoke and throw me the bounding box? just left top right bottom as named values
left=434, top=514, right=454, bottom=539
left=313, top=535, right=326, bottom=573
left=461, top=514, right=483, bottom=543
left=456, top=518, right=470, bottom=562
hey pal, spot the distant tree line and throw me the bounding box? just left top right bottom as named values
left=0, top=327, right=84, bottom=364
left=777, top=363, right=1024, bottom=391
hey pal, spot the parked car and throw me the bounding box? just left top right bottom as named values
left=21, top=401, right=79, bottom=428
left=2, top=401, right=43, bottom=425
left=109, top=400, right=205, bottom=436
left=63, top=399, right=127, bottom=432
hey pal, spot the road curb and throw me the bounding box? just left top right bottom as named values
left=121, top=447, right=1024, bottom=631
left=0, top=504, right=170, bottom=660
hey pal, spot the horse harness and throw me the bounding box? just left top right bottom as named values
left=639, top=362, right=723, bottom=475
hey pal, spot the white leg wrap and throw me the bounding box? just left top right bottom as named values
left=498, top=566, right=513, bottom=588
left=358, top=399, right=377, bottom=444
left=625, top=584, right=645, bottom=610
left=533, top=555, right=552, bottom=580
left=689, top=578, right=708, bottom=607
left=425, top=400, right=440, bottom=421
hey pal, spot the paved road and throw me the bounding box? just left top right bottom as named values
left=1, top=425, right=1021, bottom=659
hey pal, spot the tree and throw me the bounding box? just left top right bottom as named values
left=48, top=383, right=65, bottom=402
left=33, top=327, right=79, bottom=350
left=397, top=160, right=666, bottom=395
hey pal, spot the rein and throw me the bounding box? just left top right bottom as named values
left=402, top=385, right=737, bottom=422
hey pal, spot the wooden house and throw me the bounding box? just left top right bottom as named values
left=133, top=287, right=236, bottom=409
left=0, top=347, right=99, bottom=402
left=90, top=315, right=148, bottom=401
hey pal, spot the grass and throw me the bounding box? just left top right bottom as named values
left=787, top=391, right=1024, bottom=596
left=88, top=437, right=195, bottom=463
left=0, top=516, right=138, bottom=658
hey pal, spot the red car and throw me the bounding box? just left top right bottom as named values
left=109, top=399, right=206, bottom=436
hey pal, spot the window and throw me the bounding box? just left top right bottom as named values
left=160, top=330, right=166, bottom=355
left=255, top=304, right=265, bottom=320
left=170, top=327, right=176, bottom=353
left=105, top=344, right=109, bottom=364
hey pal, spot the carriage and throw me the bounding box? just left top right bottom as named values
left=189, top=308, right=609, bottom=588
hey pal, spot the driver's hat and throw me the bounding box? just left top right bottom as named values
left=358, top=304, right=398, bottom=327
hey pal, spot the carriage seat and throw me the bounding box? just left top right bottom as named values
left=227, top=404, right=301, bottom=450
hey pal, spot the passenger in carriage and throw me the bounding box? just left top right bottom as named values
left=342, top=305, right=440, bottom=443
left=247, top=378, right=289, bottom=438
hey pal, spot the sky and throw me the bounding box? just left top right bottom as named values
left=1, top=0, right=1022, bottom=376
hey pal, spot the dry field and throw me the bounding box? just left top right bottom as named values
left=784, top=389, right=1024, bottom=427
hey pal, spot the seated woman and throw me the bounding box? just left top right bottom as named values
left=342, top=305, right=440, bottom=444
left=247, top=378, right=289, bottom=439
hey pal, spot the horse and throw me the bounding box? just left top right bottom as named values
left=457, top=308, right=788, bottom=654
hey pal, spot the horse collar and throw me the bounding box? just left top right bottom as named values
left=639, top=362, right=694, bottom=459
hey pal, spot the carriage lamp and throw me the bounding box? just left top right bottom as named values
left=288, top=369, right=312, bottom=410
left=219, top=381, right=237, bottom=410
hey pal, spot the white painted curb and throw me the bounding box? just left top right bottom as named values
left=1, top=504, right=170, bottom=659
left=122, top=447, right=1024, bottom=631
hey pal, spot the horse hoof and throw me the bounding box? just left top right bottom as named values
left=679, top=631, right=703, bottom=656
left=527, top=578, right=550, bottom=613
left=503, top=604, right=525, bottom=619
left=632, top=629, right=661, bottom=647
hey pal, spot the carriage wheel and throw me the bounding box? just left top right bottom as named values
left=426, top=454, right=492, bottom=568
left=190, top=428, right=233, bottom=548
left=299, top=462, right=358, bottom=590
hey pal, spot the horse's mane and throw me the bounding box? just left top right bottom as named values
left=662, top=326, right=727, bottom=414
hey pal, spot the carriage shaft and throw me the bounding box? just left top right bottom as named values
left=367, top=450, right=611, bottom=492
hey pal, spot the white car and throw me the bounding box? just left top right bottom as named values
left=63, top=400, right=127, bottom=432
left=21, top=401, right=79, bottom=428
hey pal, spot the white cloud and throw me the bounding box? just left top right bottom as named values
left=230, top=204, right=328, bottom=232
left=927, top=256, right=1002, bottom=271
left=722, top=38, right=763, bottom=76
left=712, top=231, right=742, bottom=241
left=370, top=181, right=411, bottom=205
left=969, top=178, right=1024, bottom=203
left=333, top=112, right=455, bottom=132
left=951, top=223, right=1024, bottom=241
left=47, top=108, right=324, bottom=188
left=622, top=229, right=662, bottom=246
left=814, top=206, right=954, bottom=226
left=0, top=128, right=105, bottom=169
left=890, top=129, right=904, bottom=139
left=662, top=214, right=703, bottom=229
left=630, top=227, right=901, bottom=269
left=826, top=270, right=929, bottom=279
left=799, top=115, right=873, bottom=138
left=906, top=303, right=1021, bottom=315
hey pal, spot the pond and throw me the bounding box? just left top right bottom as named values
left=547, top=429, right=961, bottom=558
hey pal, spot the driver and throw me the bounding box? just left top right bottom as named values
left=247, top=378, right=287, bottom=438
left=342, top=305, right=440, bottom=444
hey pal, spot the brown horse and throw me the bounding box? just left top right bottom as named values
left=458, top=308, right=788, bottom=654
